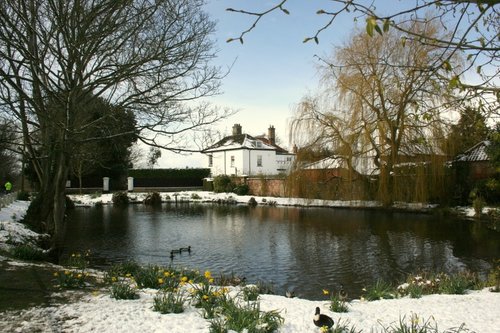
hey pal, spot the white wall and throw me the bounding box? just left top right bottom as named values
left=208, top=149, right=280, bottom=176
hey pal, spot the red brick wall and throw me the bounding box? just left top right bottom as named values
left=246, top=177, right=286, bottom=197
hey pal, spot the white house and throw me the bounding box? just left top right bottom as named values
left=202, top=124, right=295, bottom=176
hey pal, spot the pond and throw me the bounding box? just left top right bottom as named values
left=63, top=203, right=500, bottom=300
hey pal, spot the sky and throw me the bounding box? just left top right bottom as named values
left=156, top=0, right=355, bottom=168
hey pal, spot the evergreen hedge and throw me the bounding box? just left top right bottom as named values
left=129, top=168, right=210, bottom=187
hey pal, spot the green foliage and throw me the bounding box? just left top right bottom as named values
left=363, top=279, right=396, bottom=301
left=234, top=184, right=249, bottom=195
left=488, top=259, right=500, bottom=292
left=329, top=294, right=349, bottom=313
left=397, top=271, right=483, bottom=297
left=213, top=175, right=234, bottom=193
left=191, top=192, right=202, bottom=200
left=143, top=192, right=162, bottom=206
left=53, top=270, right=87, bottom=289
left=380, top=314, right=469, bottom=333
left=129, top=168, right=210, bottom=187
left=210, top=298, right=283, bottom=333
left=112, top=191, right=129, bottom=206
left=153, top=290, right=186, bottom=314
left=62, top=250, right=91, bottom=270
left=10, top=245, right=46, bottom=261
left=110, top=281, right=138, bottom=300
left=16, top=191, right=30, bottom=201
left=242, top=285, right=260, bottom=301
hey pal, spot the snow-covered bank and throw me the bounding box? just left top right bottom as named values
left=1, top=197, right=499, bottom=332
left=0, top=271, right=498, bottom=333
left=68, top=191, right=440, bottom=211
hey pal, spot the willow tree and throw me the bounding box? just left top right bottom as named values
left=291, top=20, right=458, bottom=205
left=0, top=0, right=232, bottom=247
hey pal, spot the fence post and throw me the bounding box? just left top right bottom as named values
left=103, top=177, right=110, bottom=193
left=127, top=177, right=134, bottom=192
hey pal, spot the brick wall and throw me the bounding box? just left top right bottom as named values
left=246, top=177, right=286, bottom=197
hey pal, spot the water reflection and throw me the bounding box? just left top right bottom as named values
left=64, top=204, right=500, bottom=300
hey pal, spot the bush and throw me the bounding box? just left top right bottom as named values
left=16, top=191, right=30, bottom=201
left=112, top=191, right=129, bottom=206
left=144, top=192, right=162, bottom=206
left=213, top=175, right=234, bottom=193
left=234, top=184, right=249, bottom=195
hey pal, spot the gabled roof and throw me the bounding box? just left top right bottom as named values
left=254, top=135, right=291, bottom=154
left=454, top=140, right=490, bottom=162
left=202, top=134, right=277, bottom=153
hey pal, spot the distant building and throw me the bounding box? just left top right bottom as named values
left=452, top=140, right=494, bottom=181
left=202, top=124, right=295, bottom=176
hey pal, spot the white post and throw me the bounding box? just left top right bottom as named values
left=127, top=177, right=134, bottom=192
left=103, top=177, right=110, bottom=193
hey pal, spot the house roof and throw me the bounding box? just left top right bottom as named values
left=303, top=155, right=379, bottom=176
left=202, top=134, right=278, bottom=153
left=454, top=140, right=490, bottom=162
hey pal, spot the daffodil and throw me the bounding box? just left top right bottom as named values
left=158, top=278, right=164, bottom=284
left=164, top=271, right=171, bottom=277
left=53, top=272, right=59, bottom=277
left=181, top=276, right=188, bottom=282
left=204, top=271, right=212, bottom=279
left=202, top=295, right=209, bottom=300
left=209, top=278, right=214, bottom=284
left=322, top=289, right=329, bottom=295
left=64, top=270, right=70, bottom=275
left=111, top=277, right=117, bottom=282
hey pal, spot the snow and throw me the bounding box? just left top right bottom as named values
left=1, top=196, right=499, bottom=332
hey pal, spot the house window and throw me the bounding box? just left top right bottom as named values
left=208, top=155, right=213, bottom=167
left=257, top=155, right=262, bottom=167
left=230, top=155, right=235, bottom=167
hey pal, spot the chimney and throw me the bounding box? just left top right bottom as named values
left=232, top=123, right=242, bottom=136
left=268, top=125, right=275, bottom=145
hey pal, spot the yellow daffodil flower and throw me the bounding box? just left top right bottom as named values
left=181, top=276, right=188, bottom=282
left=158, top=278, right=164, bottom=284
left=164, top=271, right=171, bottom=277
left=204, top=271, right=212, bottom=279
left=322, top=289, right=329, bottom=295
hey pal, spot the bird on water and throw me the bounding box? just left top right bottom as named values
left=313, top=307, right=334, bottom=329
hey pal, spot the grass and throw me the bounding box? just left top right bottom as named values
left=10, top=244, right=46, bottom=261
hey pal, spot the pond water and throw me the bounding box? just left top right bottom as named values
left=63, top=203, right=500, bottom=300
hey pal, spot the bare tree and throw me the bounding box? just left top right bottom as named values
left=227, top=1, right=499, bottom=112
left=0, top=0, right=233, bottom=246
left=291, top=21, right=456, bottom=205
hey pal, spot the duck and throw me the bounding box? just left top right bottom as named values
left=338, top=284, right=348, bottom=300
left=180, top=246, right=191, bottom=253
left=285, top=290, right=295, bottom=298
left=313, top=307, right=334, bottom=329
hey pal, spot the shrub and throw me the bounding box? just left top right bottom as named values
left=112, top=191, right=129, bottom=206
left=213, top=175, right=234, bottom=193
left=10, top=245, right=46, bottom=261
left=144, top=192, right=162, bottom=206
left=234, top=184, right=249, bottom=195
left=191, top=193, right=201, bottom=200
left=153, top=290, right=186, bottom=314
left=488, top=259, right=500, bottom=292
left=16, top=191, right=30, bottom=201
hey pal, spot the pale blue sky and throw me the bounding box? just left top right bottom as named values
left=158, top=0, right=356, bottom=168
